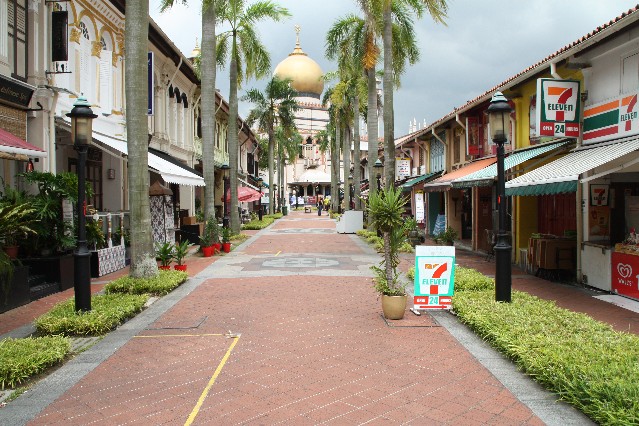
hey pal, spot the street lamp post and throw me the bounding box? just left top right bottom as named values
left=273, top=183, right=278, bottom=213
left=66, top=96, right=97, bottom=312
left=257, top=176, right=263, bottom=221
left=487, top=91, right=513, bottom=303
left=221, top=163, right=230, bottom=228
left=374, top=159, right=383, bottom=192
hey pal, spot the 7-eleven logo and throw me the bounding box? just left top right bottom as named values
left=547, top=86, right=575, bottom=122
left=621, top=94, right=638, bottom=132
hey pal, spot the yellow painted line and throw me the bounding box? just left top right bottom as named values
left=275, top=251, right=281, bottom=256
left=185, top=336, right=240, bottom=426
left=134, top=334, right=223, bottom=338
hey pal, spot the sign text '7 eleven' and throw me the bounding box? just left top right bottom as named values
left=414, top=246, right=456, bottom=310
left=535, top=78, right=581, bottom=138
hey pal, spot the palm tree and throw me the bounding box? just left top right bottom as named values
left=125, top=0, right=157, bottom=278
left=275, top=126, right=301, bottom=209
left=243, top=75, right=299, bottom=215
left=216, top=0, right=290, bottom=233
left=382, top=0, right=447, bottom=186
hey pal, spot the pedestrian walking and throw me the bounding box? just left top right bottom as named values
left=317, top=199, right=323, bottom=216
left=323, top=197, right=330, bottom=215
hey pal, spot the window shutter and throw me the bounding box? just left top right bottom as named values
left=99, top=50, right=113, bottom=113
left=79, top=37, right=91, bottom=100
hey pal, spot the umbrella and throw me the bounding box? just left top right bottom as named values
left=224, top=186, right=262, bottom=203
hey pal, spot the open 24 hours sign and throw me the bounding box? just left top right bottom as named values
left=414, top=246, right=456, bottom=309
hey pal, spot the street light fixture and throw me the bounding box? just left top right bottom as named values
left=257, top=176, right=263, bottom=221
left=221, top=162, right=230, bottom=228
left=374, top=159, right=383, bottom=191
left=66, top=96, right=97, bottom=312
left=487, top=91, right=513, bottom=303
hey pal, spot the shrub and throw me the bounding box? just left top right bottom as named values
left=453, top=277, right=639, bottom=425
left=0, top=336, right=70, bottom=389
left=34, top=293, right=149, bottom=336
left=242, top=215, right=275, bottom=230
left=455, top=267, right=494, bottom=292
left=105, top=270, right=187, bottom=296
left=406, top=266, right=415, bottom=282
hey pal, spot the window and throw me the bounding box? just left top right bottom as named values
left=68, top=148, right=103, bottom=210
left=99, top=36, right=113, bottom=114
left=76, top=21, right=92, bottom=100
left=621, top=52, right=639, bottom=95
left=7, top=0, right=27, bottom=81
left=430, top=136, right=445, bottom=173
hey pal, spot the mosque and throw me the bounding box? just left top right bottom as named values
left=272, top=26, right=334, bottom=202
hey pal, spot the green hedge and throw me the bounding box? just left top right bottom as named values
left=105, top=270, right=187, bottom=296
left=34, top=293, right=149, bottom=336
left=0, top=336, right=70, bottom=389
left=242, top=216, right=275, bottom=230
left=453, top=269, right=639, bottom=425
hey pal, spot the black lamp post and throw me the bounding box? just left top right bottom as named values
left=221, top=162, right=230, bottom=228
left=257, top=176, right=263, bottom=221
left=273, top=183, right=279, bottom=213
left=487, top=91, right=513, bottom=303
left=348, top=173, right=354, bottom=210
left=374, top=159, right=383, bottom=191
left=66, top=96, right=97, bottom=312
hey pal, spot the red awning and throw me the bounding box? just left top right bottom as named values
left=0, top=127, right=46, bottom=158
left=224, top=186, right=262, bottom=203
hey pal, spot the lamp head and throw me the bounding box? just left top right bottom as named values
left=486, top=91, right=512, bottom=145
left=66, top=96, right=97, bottom=146
left=221, top=162, right=230, bottom=177
left=374, top=158, right=383, bottom=170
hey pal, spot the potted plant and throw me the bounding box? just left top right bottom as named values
left=404, top=217, right=421, bottom=247
left=221, top=227, right=232, bottom=253
left=173, top=240, right=191, bottom=271
left=434, top=226, right=458, bottom=246
left=155, top=242, right=174, bottom=270
left=199, top=216, right=219, bottom=257
left=367, top=186, right=409, bottom=319
left=0, top=202, right=36, bottom=259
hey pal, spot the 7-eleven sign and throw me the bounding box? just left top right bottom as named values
left=414, top=246, right=456, bottom=310
left=535, top=78, right=581, bottom=138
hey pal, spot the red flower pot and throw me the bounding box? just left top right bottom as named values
left=222, top=242, right=231, bottom=253
left=201, top=246, right=215, bottom=257
left=158, top=265, right=171, bottom=271
left=213, top=243, right=222, bottom=253
left=174, top=264, right=187, bottom=272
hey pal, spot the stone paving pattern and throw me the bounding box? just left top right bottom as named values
left=2, top=208, right=636, bottom=424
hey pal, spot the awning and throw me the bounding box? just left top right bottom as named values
left=224, top=186, right=262, bottom=203
left=423, top=158, right=496, bottom=192
left=91, top=132, right=205, bottom=187
left=401, top=171, right=442, bottom=190
left=506, top=137, right=639, bottom=196
left=292, top=168, right=332, bottom=184
left=0, top=127, right=47, bottom=159
left=451, top=140, right=570, bottom=189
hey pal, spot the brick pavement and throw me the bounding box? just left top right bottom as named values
left=0, top=209, right=621, bottom=424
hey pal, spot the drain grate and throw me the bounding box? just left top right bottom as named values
left=69, top=336, right=102, bottom=353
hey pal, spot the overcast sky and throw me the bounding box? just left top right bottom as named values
left=149, top=0, right=638, bottom=137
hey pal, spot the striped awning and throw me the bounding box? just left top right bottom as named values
left=506, top=137, right=639, bottom=196
left=401, top=171, right=441, bottom=190
left=451, top=140, right=570, bottom=188
left=424, top=158, right=496, bottom=192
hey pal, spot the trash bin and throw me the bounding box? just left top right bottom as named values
left=282, top=205, right=288, bottom=215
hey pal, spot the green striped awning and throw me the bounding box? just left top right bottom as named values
left=506, top=180, right=577, bottom=196
left=401, top=171, right=441, bottom=190
left=451, top=140, right=569, bottom=189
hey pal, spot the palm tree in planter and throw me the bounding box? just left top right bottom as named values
left=173, top=240, right=191, bottom=271
left=155, top=242, right=174, bottom=271
left=199, top=216, right=220, bottom=257
left=221, top=227, right=232, bottom=253
left=367, top=185, right=409, bottom=319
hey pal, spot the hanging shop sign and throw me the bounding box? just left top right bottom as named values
left=414, top=245, right=455, bottom=310
left=611, top=252, right=639, bottom=301
left=396, top=158, right=411, bottom=179
left=0, top=75, right=35, bottom=109
left=415, top=191, right=424, bottom=222
left=51, top=11, right=68, bottom=62
left=583, top=92, right=639, bottom=144
left=535, top=78, right=581, bottom=138
left=147, top=52, right=154, bottom=116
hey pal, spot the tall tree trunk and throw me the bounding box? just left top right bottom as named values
left=366, top=67, right=378, bottom=226
left=331, top=123, right=341, bottom=213
left=353, top=94, right=362, bottom=210
left=383, top=231, right=393, bottom=285
left=227, top=40, right=240, bottom=234
left=125, top=0, right=157, bottom=278
left=383, top=3, right=395, bottom=187
left=201, top=1, right=217, bottom=220
left=279, top=146, right=284, bottom=213
left=268, top=127, right=274, bottom=215
left=342, top=125, right=350, bottom=211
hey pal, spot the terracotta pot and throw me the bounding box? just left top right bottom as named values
left=174, top=264, right=187, bottom=271
left=201, top=246, right=215, bottom=257
left=381, top=294, right=407, bottom=320
left=158, top=265, right=172, bottom=271
left=222, top=242, right=231, bottom=253
left=3, top=245, right=18, bottom=259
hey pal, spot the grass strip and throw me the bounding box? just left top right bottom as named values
left=105, top=270, right=187, bottom=296
left=453, top=267, right=639, bottom=425
left=0, top=336, right=70, bottom=389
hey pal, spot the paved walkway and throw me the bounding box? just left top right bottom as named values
left=2, top=210, right=628, bottom=424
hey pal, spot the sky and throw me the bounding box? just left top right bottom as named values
left=149, top=0, right=639, bottom=137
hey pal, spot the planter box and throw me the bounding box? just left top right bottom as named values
left=0, top=265, right=30, bottom=313
left=90, top=245, right=126, bottom=277
left=22, top=254, right=74, bottom=291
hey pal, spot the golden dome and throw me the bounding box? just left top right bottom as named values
left=274, top=27, right=324, bottom=98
